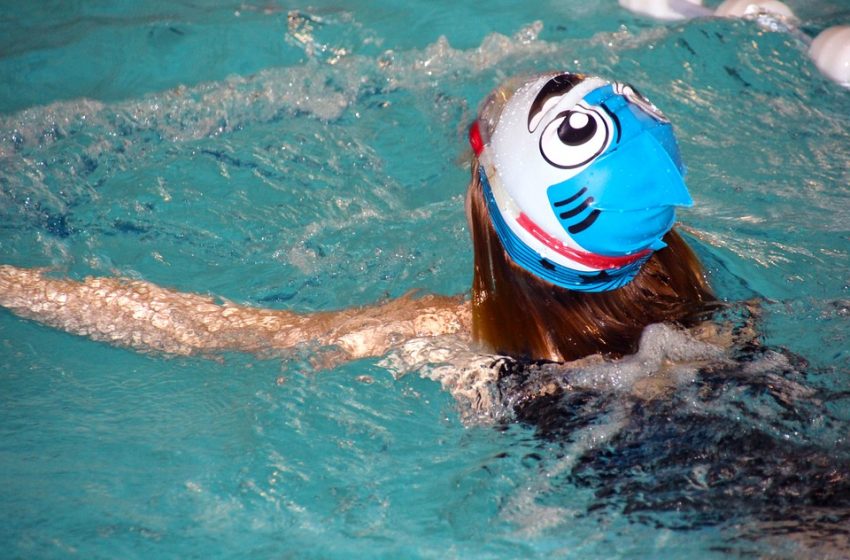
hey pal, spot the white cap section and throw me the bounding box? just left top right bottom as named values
left=809, top=25, right=850, bottom=87
left=618, top=0, right=711, bottom=21
left=714, top=0, right=794, bottom=19
left=484, top=75, right=608, bottom=271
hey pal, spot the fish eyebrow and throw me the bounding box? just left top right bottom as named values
left=528, top=73, right=585, bottom=132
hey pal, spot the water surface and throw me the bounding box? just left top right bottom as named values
left=2, top=1, right=850, bottom=558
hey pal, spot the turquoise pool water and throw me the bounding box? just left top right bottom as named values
left=2, top=1, right=850, bottom=558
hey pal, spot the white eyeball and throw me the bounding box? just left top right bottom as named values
left=539, top=106, right=611, bottom=169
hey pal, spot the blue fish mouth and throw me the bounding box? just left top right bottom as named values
left=545, top=123, right=692, bottom=256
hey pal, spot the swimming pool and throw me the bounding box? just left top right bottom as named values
left=2, top=0, right=850, bottom=557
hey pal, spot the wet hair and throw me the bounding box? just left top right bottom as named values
left=466, top=159, right=716, bottom=362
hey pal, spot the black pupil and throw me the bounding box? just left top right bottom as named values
left=557, top=111, right=596, bottom=146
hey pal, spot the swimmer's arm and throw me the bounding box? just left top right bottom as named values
left=0, top=265, right=471, bottom=360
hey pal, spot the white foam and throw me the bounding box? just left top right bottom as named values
left=379, top=336, right=502, bottom=424
left=380, top=322, right=733, bottom=424
left=568, top=323, right=727, bottom=393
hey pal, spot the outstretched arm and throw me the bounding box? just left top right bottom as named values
left=0, top=265, right=471, bottom=361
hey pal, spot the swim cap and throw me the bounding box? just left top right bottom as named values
left=469, top=72, right=693, bottom=292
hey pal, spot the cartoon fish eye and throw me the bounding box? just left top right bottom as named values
left=614, top=82, right=669, bottom=122
left=539, top=105, right=611, bottom=169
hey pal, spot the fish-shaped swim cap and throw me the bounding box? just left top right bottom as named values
left=469, top=72, right=693, bottom=292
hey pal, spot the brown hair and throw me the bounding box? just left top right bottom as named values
left=466, top=160, right=716, bottom=362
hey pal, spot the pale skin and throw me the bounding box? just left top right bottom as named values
left=0, top=264, right=471, bottom=362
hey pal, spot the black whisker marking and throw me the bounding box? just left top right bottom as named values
left=568, top=209, right=601, bottom=234
left=553, top=187, right=587, bottom=207
left=559, top=197, right=592, bottom=220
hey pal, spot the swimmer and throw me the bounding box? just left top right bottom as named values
left=3, top=71, right=848, bottom=551
left=0, top=72, right=735, bottom=412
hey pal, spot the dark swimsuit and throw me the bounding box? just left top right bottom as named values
left=491, top=335, right=850, bottom=540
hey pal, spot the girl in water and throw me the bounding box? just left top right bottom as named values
left=0, top=72, right=719, bottom=374
left=0, top=73, right=728, bottom=412
left=3, top=73, right=849, bottom=546
left=0, top=73, right=727, bottom=392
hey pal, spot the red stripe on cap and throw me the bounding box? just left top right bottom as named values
left=469, top=121, right=484, bottom=156
left=516, top=212, right=651, bottom=270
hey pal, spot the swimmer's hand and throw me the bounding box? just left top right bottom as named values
left=0, top=265, right=471, bottom=362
